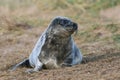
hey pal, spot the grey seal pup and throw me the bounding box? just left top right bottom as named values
left=10, top=16, right=83, bottom=73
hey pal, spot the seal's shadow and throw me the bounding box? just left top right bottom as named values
left=81, top=52, right=120, bottom=64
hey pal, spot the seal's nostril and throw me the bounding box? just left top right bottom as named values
left=73, top=23, right=78, bottom=30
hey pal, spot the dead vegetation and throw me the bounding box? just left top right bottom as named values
left=0, top=0, right=120, bottom=80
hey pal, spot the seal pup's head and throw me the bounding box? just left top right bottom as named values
left=47, top=16, right=78, bottom=38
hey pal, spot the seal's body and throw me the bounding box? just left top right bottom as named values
left=10, top=16, right=82, bottom=73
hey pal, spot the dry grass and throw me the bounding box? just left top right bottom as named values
left=1, top=0, right=120, bottom=43
left=0, top=0, right=120, bottom=80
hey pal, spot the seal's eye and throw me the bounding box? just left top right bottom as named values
left=63, top=20, right=69, bottom=24
left=59, top=19, right=69, bottom=26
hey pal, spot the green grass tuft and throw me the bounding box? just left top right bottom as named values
left=106, top=23, right=118, bottom=33
left=113, top=34, right=120, bottom=43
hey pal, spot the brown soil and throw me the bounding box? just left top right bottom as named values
left=0, top=6, right=120, bottom=80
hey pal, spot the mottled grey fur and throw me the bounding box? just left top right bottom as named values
left=10, top=16, right=83, bottom=73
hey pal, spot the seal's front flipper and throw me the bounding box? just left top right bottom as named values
left=9, top=59, right=30, bottom=71
left=25, top=58, right=43, bottom=74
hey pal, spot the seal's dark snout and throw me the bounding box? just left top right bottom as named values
left=72, top=23, right=78, bottom=30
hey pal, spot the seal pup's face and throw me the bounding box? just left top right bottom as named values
left=49, top=16, right=78, bottom=37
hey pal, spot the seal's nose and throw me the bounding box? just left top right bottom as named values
left=72, top=23, right=78, bottom=30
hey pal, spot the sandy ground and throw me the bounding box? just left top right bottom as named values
left=0, top=6, right=120, bottom=80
